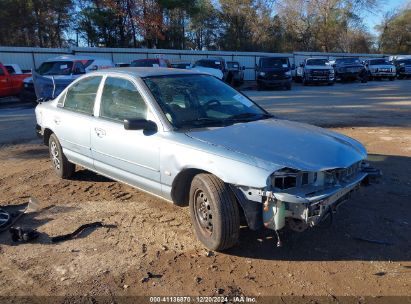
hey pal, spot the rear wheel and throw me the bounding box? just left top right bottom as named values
left=189, top=173, right=240, bottom=251
left=49, top=133, right=75, bottom=179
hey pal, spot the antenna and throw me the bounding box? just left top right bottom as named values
left=51, top=76, right=56, bottom=99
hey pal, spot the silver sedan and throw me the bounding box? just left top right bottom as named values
left=35, top=68, right=380, bottom=250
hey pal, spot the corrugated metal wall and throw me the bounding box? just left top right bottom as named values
left=0, top=46, right=389, bottom=81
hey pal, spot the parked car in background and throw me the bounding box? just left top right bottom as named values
left=226, top=61, right=245, bottom=86
left=255, top=57, right=292, bottom=90
left=301, top=58, right=335, bottom=86
left=130, top=58, right=171, bottom=68
left=392, top=58, right=411, bottom=79
left=171, top=61, right=191, bottom=69
left=193, top=58, right=238, bottom=85
left=21, top=55, right=114, bottom=102
left=3, top=63, right=30, bottom=75
left=0, top=62, right=31, bottom=97
left=333, top=57, right=367, bottom=83
left=364, top=59, right=396, bottom=81
left=35, top=67, right=380, bottom=251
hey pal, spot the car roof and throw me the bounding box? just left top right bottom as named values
left=92, top=67, right=205, bottom=78
left=132, top=58, right=160, bottom=62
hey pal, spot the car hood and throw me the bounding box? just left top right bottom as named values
left=185, top=119, right=366, bottom=172
left=337, top=64, right=363, bottom=68
left=32, top=71, right=76, bottom=100
left=305, top=65, right=332, bottom=70
left=260, top=67, right=289, bottom=72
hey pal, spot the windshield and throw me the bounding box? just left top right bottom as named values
left=369, top=59, right=390, bottom=65
left=131, top=59, right=160, bottom=67
left=260, top=57, right=289, bottom=68
left=336, top=58, right=361, bottom=64
left=144, top=74, right=270, bottom=129
left=306, top=59, right=328, bottom=66
left=397, top=59, right=411, bottom=65
left=194, top=60, right=223, bottom=70
left=37, top=61, right=73, bottom=76
left=227, top=62, right=240, bottom=69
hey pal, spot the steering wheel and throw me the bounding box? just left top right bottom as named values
left=203, top=99, right=221, bottom=109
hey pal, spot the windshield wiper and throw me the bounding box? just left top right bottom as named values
left=227, top=112, right=273, bottom=122
left=177, top=117, right=232, bottom=129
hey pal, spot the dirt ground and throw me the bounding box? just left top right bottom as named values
left=0, top=81, right=410, bottom=303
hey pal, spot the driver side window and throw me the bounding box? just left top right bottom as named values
left=100, top=77, right=147, bottom=122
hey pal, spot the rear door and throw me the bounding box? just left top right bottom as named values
left=90, top=75, right=162, bottom=196
left=52, top=76, right=103, bottom=168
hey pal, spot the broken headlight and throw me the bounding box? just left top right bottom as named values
left=271, top=168, right=318, bottom=190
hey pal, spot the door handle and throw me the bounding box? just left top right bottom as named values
left=94, top=127, right=106, bottom=137
left=53, top=118, right=61, bottom=124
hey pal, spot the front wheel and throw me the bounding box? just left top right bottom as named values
left=189, top=173, right=240, bottom=251
left=49, top=133, right=75, bottom=179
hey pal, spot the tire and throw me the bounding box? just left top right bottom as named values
left=189, top=173, right=240, bottom=251
left=49, top=133, right=75, bottom=179
left=257, top=83, right=264, bottom=91
left=302, top=77, right=308, bottom=86
left=285, top=83, right=292, bottom=90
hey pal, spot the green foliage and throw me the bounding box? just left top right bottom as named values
left=1, top=0, right=408, bottom=55
left=0, top=0, right=73, bottom=47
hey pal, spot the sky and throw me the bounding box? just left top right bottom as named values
left=363, top=0, right=409, bottom=35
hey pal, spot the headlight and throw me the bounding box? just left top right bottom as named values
left=285, top=70, right=291, bottom=76
left=259, top=72, right=266, bottom=76
left=24, top=83, right=28, bottom=88
left=271, top=168, right=318, bottom=190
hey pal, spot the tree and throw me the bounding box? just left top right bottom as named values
left=377, top=7, right=411, bottom=54
left=0, top=0, right=73, bottom=47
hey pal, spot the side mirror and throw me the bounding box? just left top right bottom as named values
left=299, top=63, right=304, bottom=67
left=124, top=119, right=157, bottom=132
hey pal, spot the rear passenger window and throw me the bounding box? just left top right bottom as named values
left=64, top=76, right=102, bottom=115
left=100, top=77, right=147, bottom=122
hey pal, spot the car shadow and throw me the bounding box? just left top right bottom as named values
left=70, top=168, right=113, bottom=183
left=225, top=154, right=411, bottom=261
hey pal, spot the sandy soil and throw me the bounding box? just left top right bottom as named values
left=1, top=126, right=410, bottom=301
left=0, top=81, right=410, bottom=302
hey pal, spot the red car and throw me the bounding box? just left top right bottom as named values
left=130, top=58, right=171, bottom=68
left=0, top=63, right=31, bottom=97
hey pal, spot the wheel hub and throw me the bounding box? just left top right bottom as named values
left=194, top=190, right=213, bottom=234
left=50, top=141, right=61, bottom=170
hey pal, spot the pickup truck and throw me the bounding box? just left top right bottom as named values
left=0, top=63, right=31, bottom=97
left=301, top=58, right=335, bottom=86
left=256, top=57, right=293, bottom=90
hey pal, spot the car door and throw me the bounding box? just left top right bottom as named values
left=90, top=75, right=162, bottom=196
left=52, top=75, right=103, bottom=168
left=0, top=67, right=12, bottom=96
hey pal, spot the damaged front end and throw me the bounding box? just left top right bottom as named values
left=233, top=160, right=381, bottom=237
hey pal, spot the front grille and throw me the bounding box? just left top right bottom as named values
left=311, top=70, right=329, bottom=76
